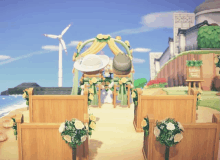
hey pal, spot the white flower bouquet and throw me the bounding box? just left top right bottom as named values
left=59, top=118, right=88, bottom=150
left=154, top=118, right=184, bottom=160
left=88, top=114, right=96, bottom=137
left=141, top=116, right=149, bottom=136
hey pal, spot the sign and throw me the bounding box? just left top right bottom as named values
left=186, top=66, right=203, bottom=81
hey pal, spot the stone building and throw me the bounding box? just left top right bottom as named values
left=150, top=0, right=220, bottom=80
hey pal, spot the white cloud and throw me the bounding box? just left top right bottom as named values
left=0, top=50, right=51, bottom=65
left=42, top=45, right=59, bottom=51
left=133, top=48, right=151, bottom=53
left=109, top=10, right=186, bottom=36
left=133, top=58, right=145, bottom=64
left=67, top=41, right=80, bottom=46
left=0, top=55, right=11, bottom=61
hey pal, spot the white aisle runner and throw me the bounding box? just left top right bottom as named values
left=88, top=103, right=145, bottom=160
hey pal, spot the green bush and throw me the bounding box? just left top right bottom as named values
left=134, top=78, right=147, bottom=89
left=197, top=26, right=220, bottom=49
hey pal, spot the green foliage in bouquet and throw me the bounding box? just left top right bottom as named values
left=142, top=116, right=149, bottom=136
left=11, top=118, right=17, bottom=140
left=154, top=118, right=184, bottom=147
left=59, top=119, right=88, bottom=149
left=88, top=114, right=96, bottom=137
left=154, top=118, right=184, bottom=160
left=186, top=60, right=203, bottom=67
left=197, top=26, right=220, bottom=49
left=22, top=90, right=29, bottom=105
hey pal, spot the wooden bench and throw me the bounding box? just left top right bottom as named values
left=134, top=88, right=198, bottom=132
left=143, top=114, right=220, bottom=160
left=16, top=88, right=90, bottom=160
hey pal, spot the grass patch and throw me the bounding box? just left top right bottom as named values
left=163, top=87, right=220, bottom=111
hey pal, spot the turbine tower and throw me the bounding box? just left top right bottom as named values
left=44, top=23, right=71, bottom=87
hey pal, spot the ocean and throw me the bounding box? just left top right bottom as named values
left=0, top=95, right=27, bottom=118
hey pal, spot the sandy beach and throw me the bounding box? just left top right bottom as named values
left=0, top=89, right=220, bottom=159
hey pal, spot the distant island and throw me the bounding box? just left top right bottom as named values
left=1, top=83, right=74, bottom=95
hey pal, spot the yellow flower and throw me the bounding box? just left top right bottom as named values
left=72, top=68, right=75, bottom=73
left=89, top=115, right=96, bottom=122
left=141, top=120, right=147, bottom=128
left=132, top=92, right=136, bottom=98
left=90, top=121, right=96, bottom=130
left=97, top=34, right=103, bottom=39
left=115, top=36, right=121, bottom=40
left=125, top=40, right=130, bottom=47
left=74, top=52, right=77, bottom=57
left=89, top=80, right=93, bottom=85
left=89, top=88, right=94, bottom=94
left=91, top=77, right=97, bottom=83
left=89, top=94, right=94, bottom=100
left=121, top=77, right=127, bottom=83
left=22, top=92, right=27, bottom=99
left=198, top=89, right=203, bottom=94
left=63, top=135, right=72, bottom=143
left=103, top=35, right=109, bottom=39
left=119, top=80, right=122, bottom=85
left=174, top=133, right=183, bottom=143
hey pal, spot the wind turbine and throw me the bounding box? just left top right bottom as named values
left=43, top=23, right=72, bottom=87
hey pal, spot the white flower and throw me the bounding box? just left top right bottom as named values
left=174, top=133, right=183, bottom=143
left=166, top=122, right=175, bottom=131
left=160, top=125, right=164, bottom=129
left=177, top=122, right=184, bottom=131
left=63, top=135, right=72, bottom=143
left=154, top=126, right=160, bottom=137
left=168, top=135, right=174, bottom=141
left=59, top=122, right=65, bottom=133
left=131, top=84, right=134, bottom=88
left=105, top=72, right=110, bottom=77
left=81, top=135, right=87, bottom=142
left=80, top=85, right=85, bottom=89
left=75, top=120, right=85, bottom=130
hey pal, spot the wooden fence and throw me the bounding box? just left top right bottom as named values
left=142, top=114, right=220, bottom=160
left=133, top=88, right=197, bottom=132
left=156, top=53, right=219, bottom=91
left=16, top=114, right=88, bottom=160
left=26, top=88, right=89, bottom=123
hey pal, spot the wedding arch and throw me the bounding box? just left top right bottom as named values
left=71, top=34, right=135, bottom=107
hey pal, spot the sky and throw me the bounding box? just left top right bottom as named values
left=0, top=0, right=204, bottom=93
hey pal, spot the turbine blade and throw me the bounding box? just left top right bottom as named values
left=44, top=34, right=59, bottom=39
left=61, top=24, right=71, bottom=36
left=60, top=39, right=68, bottom=55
